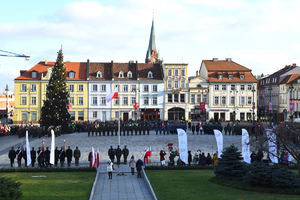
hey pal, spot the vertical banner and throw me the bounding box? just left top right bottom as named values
left=242, top=129, right=251, bottom=164
left=26, top=130, right=31, bottom=166
left=213, top=129, right=223, bottom=158
left=50, top=130, right=55, bottom=165
left=266, top=129, right=278, bottom=163
left=177, top=129, right=188, bottom=164
left=91, top=147, right=95, bottom=167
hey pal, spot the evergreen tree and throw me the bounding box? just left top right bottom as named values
left=40, top=48, right=71, bottom=131
left=214, top=144, right=247, bottom=180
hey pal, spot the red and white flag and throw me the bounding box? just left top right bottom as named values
left=42, top=139, right=45, bottom=152
left=141, top=146, right=152, bottom=165
left=162, top=121, right=165, bottom=129
left=96, top=148, right=100, bottom=169
left=91, top=147, right=95, bottom=168
left=199, top=122, right=203, bottom=130
left=106, top=87, right=118, bottom=103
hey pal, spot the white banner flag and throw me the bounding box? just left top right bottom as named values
left=50, top=129, right=55, bottom=165
left=213, top=129, right=223, bottom=158
left=242, top=129, right=251, bottom=164
left=177, top=129, right=188, bottom=164
left=266, top=129, right=278, bottom=163
left=26, top=130, right=31, bottom=166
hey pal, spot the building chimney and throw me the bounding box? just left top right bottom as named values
left=226, top=58, right=232, bottom=62
left=45, top=60, right=48, bottom=66
left=196, top=71, right=198, bottom=77
left=213, top=58, right=218, bottom=62
left=293, top=63, right=296, bottom=67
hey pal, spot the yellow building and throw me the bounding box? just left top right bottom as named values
left=14, top=61, right=88, bottom=124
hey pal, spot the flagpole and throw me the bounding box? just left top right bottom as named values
left=118, top=81, right=120, bottom=146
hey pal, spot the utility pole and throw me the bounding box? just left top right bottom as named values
left=252, top=85, right=256, bottom=126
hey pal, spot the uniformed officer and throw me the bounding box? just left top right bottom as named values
left=59, top=147, right=65, bottom=167
left=16, top=147, right=22, bottom=167
left=66, top=146, right=72, bottom=167
left=31, top=147, right=36, bottom=167
left=45, top=147, right=51, bottom=167
left=116, top=145, right=122, bottom=167
left=74, top=146, right=81, bottom=166
left=122, top=145, right=129, bottom=164
left=8, top=147, right=16, bottom=167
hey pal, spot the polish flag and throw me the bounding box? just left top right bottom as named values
left=141, top=146, right=152, bottom=165
left=96, top=148, right=100, bottom=169
left=91, top=147, right=95, bottom=168
left=106, top=87, right=118, bottom=103
left=199, top=122, right=203, bottom=130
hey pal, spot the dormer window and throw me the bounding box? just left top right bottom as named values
left=96, top=71, right=102, bottom=78
left=119, top=71, right=124, bottom=78
left=240, top=74, right=244, bottom=79
left=127, top=71, right=132, bottom=78
left=69, top=71, right=75, bottom=78
left=31, top=71, right=38, bottom=78
left=148, top=71, right=153, bottom=79
left=218, top=74, right=223, bottom=79
left=228, top=74, right=233, bottom=80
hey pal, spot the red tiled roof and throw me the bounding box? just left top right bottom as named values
left=208, top=71, right=257, bottom=82
left=89, top=62, right=112, bottom=81
left=203, top=60, right=251, bottom=71
left=280, top=74, right=300, bottom=84
left=138, top=63, right=163, bottom=81
left=15, top=61, right=87, bottom=81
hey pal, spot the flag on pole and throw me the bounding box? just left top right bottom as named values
left=50, top=130, right=55, bottom=165
left=96, top=148, right=100, bottom=169
left=91, top=147, right=95, bottom=167
left=242, top=129, right=251, bottom=164
left=199, top=122, right=203, bottom=130
left=141, top=146, right=151, bottom=166
left=64, top=140, right=66, bottom=152
left=213, top=129, right=223, bottom=158
left=177, top=128, right=188, bottom=164
left=42, top=139, right=45, bottom=152
left=26, top=130, right=31, bottom=166
left=106, top=87, right=118, bottom=103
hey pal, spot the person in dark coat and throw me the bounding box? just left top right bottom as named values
left=66, top=146, right=72, bottom=167
left=37, top=147, right=44, bottom=168
left=55, top=147, right=59, bottom=167
left=44, top=147, right=50, bottom=167
left=257, top=149, right=263, bottom=162
left=23, top=148, right=27, bottom=167
left=188, top=151, right=192, bottom=166
left=59, top=147, right=65, bottom=167
left=74, top=146, right=81, bottom=166
left=199, top=152, right=206, bottom=166
left=122, top=146, right=129, bottom=164
left=16, top=147, right=22, bottom=167
left=8, top=147, right=16, bottom=167
left=136, top=158, right=143, bottom=178
left=108, top=146, right=115, bottom=169
left=250, top=151, right=257, bottom=163
left=206, top=153, right=212, bottom=166
left=31, top=147, right=36, bottom=167
left=115, top=145, right=122, bottom=167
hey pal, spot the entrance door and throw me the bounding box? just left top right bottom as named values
left=230, top=113, right=233, bottom=121
left=214, top=113, right=219, bottom=122
left=123, top=113, right=129, bottom=122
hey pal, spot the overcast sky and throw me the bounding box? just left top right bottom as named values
left=1, top=0, right=300, bottom=92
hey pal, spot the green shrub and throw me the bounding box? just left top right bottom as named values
left=243, top=161, right=272, bottom=187
left=0, top=176, right=22, bottom=200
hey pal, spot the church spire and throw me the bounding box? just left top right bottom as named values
left=145, top=17, right=160, bottom=63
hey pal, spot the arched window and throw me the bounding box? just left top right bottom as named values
left=127, top=71, right=132, bottom=78
left=69, top=71, right=75, bottom=78
left=96, top=71, right=102, bottom=78
left=119, top=71, right=124, bottom=78
left=148, top=71, right=153, bottom=78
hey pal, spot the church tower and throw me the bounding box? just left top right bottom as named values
left=145, top=19, right=160, bottom=63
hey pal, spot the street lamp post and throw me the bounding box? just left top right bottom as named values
left=289, top=85, right=294, bottom=122
left=5, top=85, right=9, bottom=124
left=252, top=85, right=256, bottom=126
left=268, top=85, right=273, bottom=125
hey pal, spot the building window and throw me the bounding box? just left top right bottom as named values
left=191, top=94, right=195, bottom=103
left=215, top=85, right=219, bottom=91
left=218, top=75, right=223, bottom=79
left=92, top=85, right=97, bottom=92
left=93, top=111, right=97, bottom=118
left=78, top=111, right=84, bottom=120
left=31, top=84, right=37, bottom=92
left=31, top=111, right=37, bottom=121
left=31, top=71, right=38, bottom=78
left=96, top=71, right=102, bottom=78
left=222, top=85, right=226, bottom=91
left=100, top=97, right=106, bottom=105
left=131, top=97, right=136, bottom=105
left=174, top=94, right=179, bottom=102
left=102, top=111, right=106, bottom=122
left=168, top=94, right=172, bottom=102
left=247, top=85, right=252, bottom=90
left=240, top=85, right=245, bottom=91
left=230, top=96, right=235, bottom=105
left=115, top=98, right=119, bottom=105
left=123, top=85, right=128, bottom=92
left=214, top=96, right=219, bottom=105
left=22, top=97, right=27, bottom=105
left=153, top=85, right=157, bottom=92
left=79, top=85, right=84, bottom=92
left=69, top=72, right=75, bottom=78
left=119, top=71, right=124, bottom=78
left=203, top=94, right=207, bottom=103
left=228, top=74, right=233, bottom=79
left=197, top=95, right=201, bottom=103
left=231, top=85, right=236, bottom=91
left=147, top=71, right=153, bottom=78
left=153, top=97, right=157, bottom=105
left=174, top=80, right=179, bottom=88
left=181, top=80, right=185, bottom=88
left=168, top=69, right=172, bottom=76
left=167, top=80, right=172, bottom=88
left=70, top=97, right=74, bottom=105
left=180, top=94, right=185, bottom=103
left=70, top=111, right=75, bottom=120
left=79, top=97, right=83, bottom=105
left=175, top=69, right=178, bottom=76
left=123, top=97, right=128, bottom=105
left=22, top=84, right=27, bottom=91
left=240, top=96, right=245, bottom=105
left=22, top=112, right=27, bottom=121
left=31, top=97, right=36, bottom=105
left=69, top=85, right=74, bottom=92
left=240, top=74, right=244, bottom=79
left=247, top=96, right=252, bottom=105
left=115, top=111, right=119, bottom=119
left=181, top=69, right=185, bottom=76
left=127, top=71, right=132, bottom=78
left=131, top=85, right=136, bottom=92
left=144, top=97, right=149, bottom=105
left=92, top=97, right=97, bottom=105
left=222, top=96, right=226, bottom=105
left=144, top=85, right=149, bottom=92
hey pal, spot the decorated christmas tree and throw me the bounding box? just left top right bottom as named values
left=40, top=48, right=71, bottom=132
